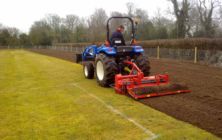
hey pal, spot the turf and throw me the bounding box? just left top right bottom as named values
left=0, top=50, right=220, bottom=140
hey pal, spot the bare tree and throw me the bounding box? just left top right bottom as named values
left=219, top=6, right=222, bottom=28
left=75, top=18, right=88, bottom=42
left=215, top=6, right=222, bottom=37
left=64, top=15, right=80, bottom=32
left=188, top=1, right=201, bottom=36
left=153, top=8, right=174, bottom=39
left=135, top=8, right=149, bottom=23
left=45, top=14, right=62, bottom=43
left=126, top=2, right=135, bottom=17
left=220, top=6, right=222, bottom=19
left=134, top=8, right=155, bottom=40
left=197, top=0, right=220, bottom=37
left=45, top=14, right=61, bottom=31
left=0, top=23, right=3, bottom=30
left=29, top=20, right=52, bottom=45
left=153, top=8, right=173, bottom=27
left=170, top=0, right=190, bottom=38
left=7, top=27, right=20, bottom=38
left=87, top=8, right=108, bottom=42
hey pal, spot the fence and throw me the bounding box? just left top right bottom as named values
left=144, top=46, right=222, bottom=66
left=31, top=45, right=222, bottom=67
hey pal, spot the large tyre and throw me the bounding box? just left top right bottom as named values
left=134, top=54, right=150, bottom=76
left=95, top=53, right=118, bottom=87
left=83, top=63, right=94, bottom=79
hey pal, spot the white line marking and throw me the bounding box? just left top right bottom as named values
left=72, top=83, right=159, bottom=140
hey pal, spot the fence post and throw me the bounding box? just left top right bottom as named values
left=194, top=47, right=197, bottom=63
left=157, top=46, right=160, bottom=59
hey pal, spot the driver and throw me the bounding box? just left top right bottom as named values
left=110, top=25, right=126, bottom=46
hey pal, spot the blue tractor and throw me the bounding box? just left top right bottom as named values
left=76, top=16, right=150, bottom=87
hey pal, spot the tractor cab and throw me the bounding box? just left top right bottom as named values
left=104, top=16, right=142, bottom=57
left=106, top=16, right=137, bottom=47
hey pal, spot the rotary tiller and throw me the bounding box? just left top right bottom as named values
left=114, top=61, right=191, bottom=99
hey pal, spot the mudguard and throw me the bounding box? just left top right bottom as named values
left=96, top=44, right=116, bottom=55
left=82, top=45, right=97, bottom=61
left=132, top=45, right=144, bottom=53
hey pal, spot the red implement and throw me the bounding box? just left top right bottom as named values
left=114, top=61, right=191, bottom=99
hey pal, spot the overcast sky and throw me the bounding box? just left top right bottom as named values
left=0, top=0, right=172, bottom=33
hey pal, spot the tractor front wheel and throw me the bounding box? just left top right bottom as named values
left=95, top=53, right=118, bottom=87
left=83, top=62, right=94, bottom=79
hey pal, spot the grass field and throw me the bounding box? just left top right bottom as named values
left=0, top=50, right=220, bottom=140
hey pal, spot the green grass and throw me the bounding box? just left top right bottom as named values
left=0, top=50, right=220, bottom=140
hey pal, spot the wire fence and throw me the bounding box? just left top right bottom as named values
left=145, top=47, right=222, bottom=67
left=3, top=45, right=221, bottom=67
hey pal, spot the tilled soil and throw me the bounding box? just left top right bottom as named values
left=30, top=49, right=222, bottom=137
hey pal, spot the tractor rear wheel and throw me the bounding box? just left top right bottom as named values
left=95, top=53, right=118, bottom=87
left=134, top=54, right=150, bottom=76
